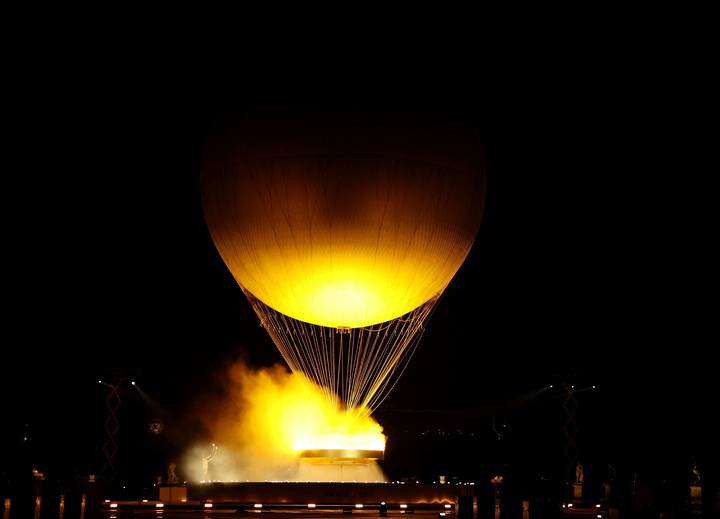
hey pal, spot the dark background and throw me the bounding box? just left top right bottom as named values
left=2, top=12, right=715, bottom=508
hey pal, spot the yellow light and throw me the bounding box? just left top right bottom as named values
left=201, top=106, right=486, bottom=419
left=202, top=107, right=485, bottom=329
left=294, top=433, right=385, bottom=452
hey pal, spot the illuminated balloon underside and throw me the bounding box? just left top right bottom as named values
left=202, top=160, right=479, bottom=329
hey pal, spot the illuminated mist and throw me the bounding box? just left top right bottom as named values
left=178, top=358, right=388, bottom=483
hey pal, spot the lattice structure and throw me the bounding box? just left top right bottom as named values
left=562, top=382, right=579, bottom=485
left=100, top=369, right=140, bottom=486
left=101, top=382, right=122, bottom=484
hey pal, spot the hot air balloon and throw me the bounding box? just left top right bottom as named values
left=201, top=103, right=486, bottom=419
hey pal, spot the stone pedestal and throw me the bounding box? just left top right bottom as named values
left=159, top=485, right=187, bottom=504
left=573, top=482, right=583, bottom=501
left=689, top=485, right=702, bottom=516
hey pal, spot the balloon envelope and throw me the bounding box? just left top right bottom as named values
left=201, top=104, right=486, bottom=329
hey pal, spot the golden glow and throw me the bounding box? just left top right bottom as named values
left=199, top=106, right=486, bottom=428
left=301, top=274, right=396, bottom=329
left=263, top=374, right=384, bottom=457
left=211, top=223, right=475, bottom=329
left=181, top=360, right=387, bottom=482
left=201, top=107, right=485, bottom=329
left=294, top=433, right=385, bottom=453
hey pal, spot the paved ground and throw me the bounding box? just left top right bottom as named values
left=98, top=510, right=451, bottom=519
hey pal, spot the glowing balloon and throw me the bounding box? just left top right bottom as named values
left=201, top=104, right=486, bottom=329
left=201, top=104, right=486, bottom=415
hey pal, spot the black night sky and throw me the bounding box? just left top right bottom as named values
left=3, top=17, right=715, bottom=508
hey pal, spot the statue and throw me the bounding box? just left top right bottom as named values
left=203, top=443, right=218, bottom=481
left=575, top=462, right=584, bottom=483
left=692, top=464, right=701, bottom=485
left=167, top=462, right=178, bottom=484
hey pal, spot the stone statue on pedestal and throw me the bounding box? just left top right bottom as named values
left=167, top=462, right=178, bottom=484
